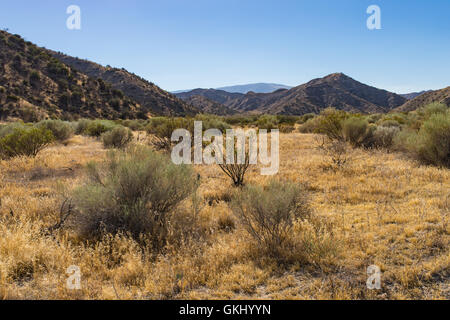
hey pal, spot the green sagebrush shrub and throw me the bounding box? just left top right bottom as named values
left=101, top=125, right=133, bottom=149
left=36, top=120, right=74, bottom=142
left=314, top=108, right=349, bottom=140
left=372, top=126, right=400, bottom=149
left=341, top=117, right=376, bottom=148
left=0, top=127, right=54, bottom=159
left=412, top=112, right=449, bottom=167
left=71, top=146, right=198, bottom=249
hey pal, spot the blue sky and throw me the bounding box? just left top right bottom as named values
left=0, top=0, right=449, bottom=93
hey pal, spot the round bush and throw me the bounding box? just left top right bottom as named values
left=102, top=125, right=133, bottom=149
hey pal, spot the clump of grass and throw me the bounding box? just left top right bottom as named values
left=230, top=180, right=312, bottom=260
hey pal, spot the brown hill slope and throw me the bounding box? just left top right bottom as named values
left=177, top=73, right=407, bottom=115
left=0, top=31, right=147, bottom=120
left=182, top=95, right=235, bottom=115
left=51, top=52, right=197, bottom=116
left=396, top=87, right=450, bottom=112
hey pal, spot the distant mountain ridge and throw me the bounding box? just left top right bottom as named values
left=396, top=87, right=450, bottom=112
left=176, top=73, right=408, bottom=115
left=400, top=91, right=431, bottom=100
left=173, top=83, right=292, bottom=95
left=216, top=83, right=292, bottom=94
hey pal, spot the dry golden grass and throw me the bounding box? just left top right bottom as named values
left=0, top=132, right=448, bottom=300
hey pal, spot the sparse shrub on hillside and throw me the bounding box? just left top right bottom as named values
left=102, top=125, right=133, bottom=149
left=231, top=180, right=311, bottom=259
left=29, top=70, right=40, bottom=85
left=71, top=146, right=198, bottom=249
left=36, top=120, right=74, bottom=143
left=341, top=117, right=376, bottom=148
left=0, top=127, right=54, bottom=159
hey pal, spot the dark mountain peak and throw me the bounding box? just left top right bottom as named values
left=179, top=73, right=407, bottom=115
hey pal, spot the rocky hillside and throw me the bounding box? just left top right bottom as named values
left=396, top=87, right=450, bottom=112
left=177, top=73, right=407, bottom=115
left=0, top=31, right=146, bottom=120
left=51, top=52, right=197, bottom=116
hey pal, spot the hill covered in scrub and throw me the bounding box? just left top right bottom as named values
left=182, top=95, right=235, bottom=115
left=396, top=87, right=450, bottom=112
left=176, top=73, right=408, bottom=115
left=0, top=31, right=148, bottom=120
left=0, top=30, right=197, bottom=121
left=51, top=52, right=197, bottom=116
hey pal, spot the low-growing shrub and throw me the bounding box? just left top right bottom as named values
left=231, top=180, right=311, bottom=259
left=101, top=125, right=133, bottom=149
left=85, top=120, right=116, bottom=137
left=36, top=120, right=74, bottom=143
left=74, top=119, right=91, bottom=135
left=146, top=117, right=194, bottom=151
left=372, top=126, right=400, bottom=149
left=379, top=119, right=401, bottom=128
left=314, top=108, right=348, bottom=141
left=256, top=115, right=279, bottom=130
left=0, top=127, right=54, bottom=159
left=422, top=103, right=448, bottom=120
left=71, top=146, right=198, bottom=249
left=414, top=112, right=450, bottom=167
left=279, top=125, right=295, bottom=133
left=341, top=117, right=375, bottom=148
